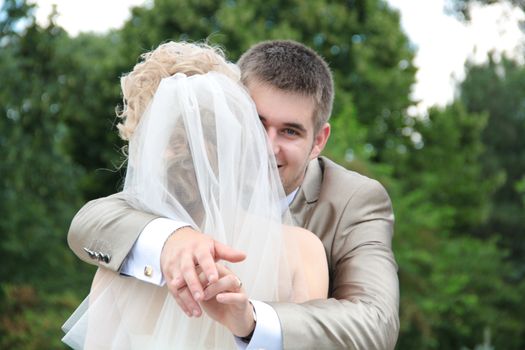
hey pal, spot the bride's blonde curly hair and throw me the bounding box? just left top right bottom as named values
left=117, top=41, right=240, bottom=140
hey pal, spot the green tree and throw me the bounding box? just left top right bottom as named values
left=0, top=0, right=84, bottom=292
left=460, top=56, right=525, bottom=276
left=393, top=103, right=497, bottom=233
left=54, top=31, right=126, bottom=199
left=0, top=1, right=94, bottom=348
left=392, top=103, right=524, bottom=349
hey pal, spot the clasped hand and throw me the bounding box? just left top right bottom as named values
left=160, top=227, right=255, bottom=337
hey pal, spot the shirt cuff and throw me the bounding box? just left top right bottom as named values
left=234, top=300, right=282, bottom=350
left=119, top=217, right=189, bottom=286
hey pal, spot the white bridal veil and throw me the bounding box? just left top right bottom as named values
left=62, top=72, right=297, bottom=349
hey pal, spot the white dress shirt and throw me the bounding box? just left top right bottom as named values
left=120, top=189, right=298, bottom=350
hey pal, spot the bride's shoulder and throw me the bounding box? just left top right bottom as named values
left=283, top=225, right=325, bottom=254
left=283, top=225, right=329, bottom=300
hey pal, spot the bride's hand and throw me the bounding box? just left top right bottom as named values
left=199, top=264, right=255, bottom=338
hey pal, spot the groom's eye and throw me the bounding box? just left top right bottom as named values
left=282, top=128, right=299, bottom=137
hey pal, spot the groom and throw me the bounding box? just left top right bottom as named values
left=69, top=40, right=399, bottom=349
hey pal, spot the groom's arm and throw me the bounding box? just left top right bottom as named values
left=68, top=194, right=283, bottom=348
left=270, top=246, right=398, bottom=350
left=269, top=179, right=399, bottom=350
left=67, top=192, right=245, bottom=312
left=67, top=192, right=159, bottom=271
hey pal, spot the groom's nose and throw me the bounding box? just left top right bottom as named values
left=266, top=128, right=281, bottom=156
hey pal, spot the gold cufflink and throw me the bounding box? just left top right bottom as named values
left=144, top=265, right=153, bottom=277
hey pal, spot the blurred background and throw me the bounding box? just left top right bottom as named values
left=1, top=0, right=524, bottom=348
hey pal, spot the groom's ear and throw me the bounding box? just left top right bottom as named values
left=309, top=123, right=331, bottom=160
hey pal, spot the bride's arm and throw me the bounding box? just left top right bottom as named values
left=199, top=264, right=255, bottom=338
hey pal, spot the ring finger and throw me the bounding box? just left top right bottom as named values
left=203, top=274, right=243, bottom=300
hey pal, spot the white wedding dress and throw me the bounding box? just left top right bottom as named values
left=62, top=72, right=303, bottom=349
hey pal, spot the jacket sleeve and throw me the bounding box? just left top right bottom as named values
left=270, top=179, right=399, bottom=350
left=67, top=192, right=159, bottom=271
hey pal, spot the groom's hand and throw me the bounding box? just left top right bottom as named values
left=160, top=227, right=246, bottom=317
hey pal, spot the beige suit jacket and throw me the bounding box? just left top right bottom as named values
left=68, top=156, right=399, bottom=349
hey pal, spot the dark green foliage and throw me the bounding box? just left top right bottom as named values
left=460, top=56, right=525, bottom=276
left=53, top=32, right=127, bottom=198
left=391, top=104, right=523, bottom=349
left=396, top=233, right=525, bottom=349
left=0, top=285, right=82, bottom=349
left=0, top=1, right=83, bottom=287
left=393, top=103, right=498, bottom=234
left=0, top=1, right=95, bottom=347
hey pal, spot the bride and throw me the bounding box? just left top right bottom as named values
left=62, top=41, right=328, bottom=349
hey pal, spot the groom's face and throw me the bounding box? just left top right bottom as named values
left=247, top=82, right=330, bottom=195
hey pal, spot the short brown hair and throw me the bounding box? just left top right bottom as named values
left=237, top=40, right=334, bottom=132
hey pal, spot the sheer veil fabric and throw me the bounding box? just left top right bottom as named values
left=62, top=72, right=301, bottom=349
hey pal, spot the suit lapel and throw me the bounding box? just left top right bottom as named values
left=289, top=158, right=323, bottom=224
